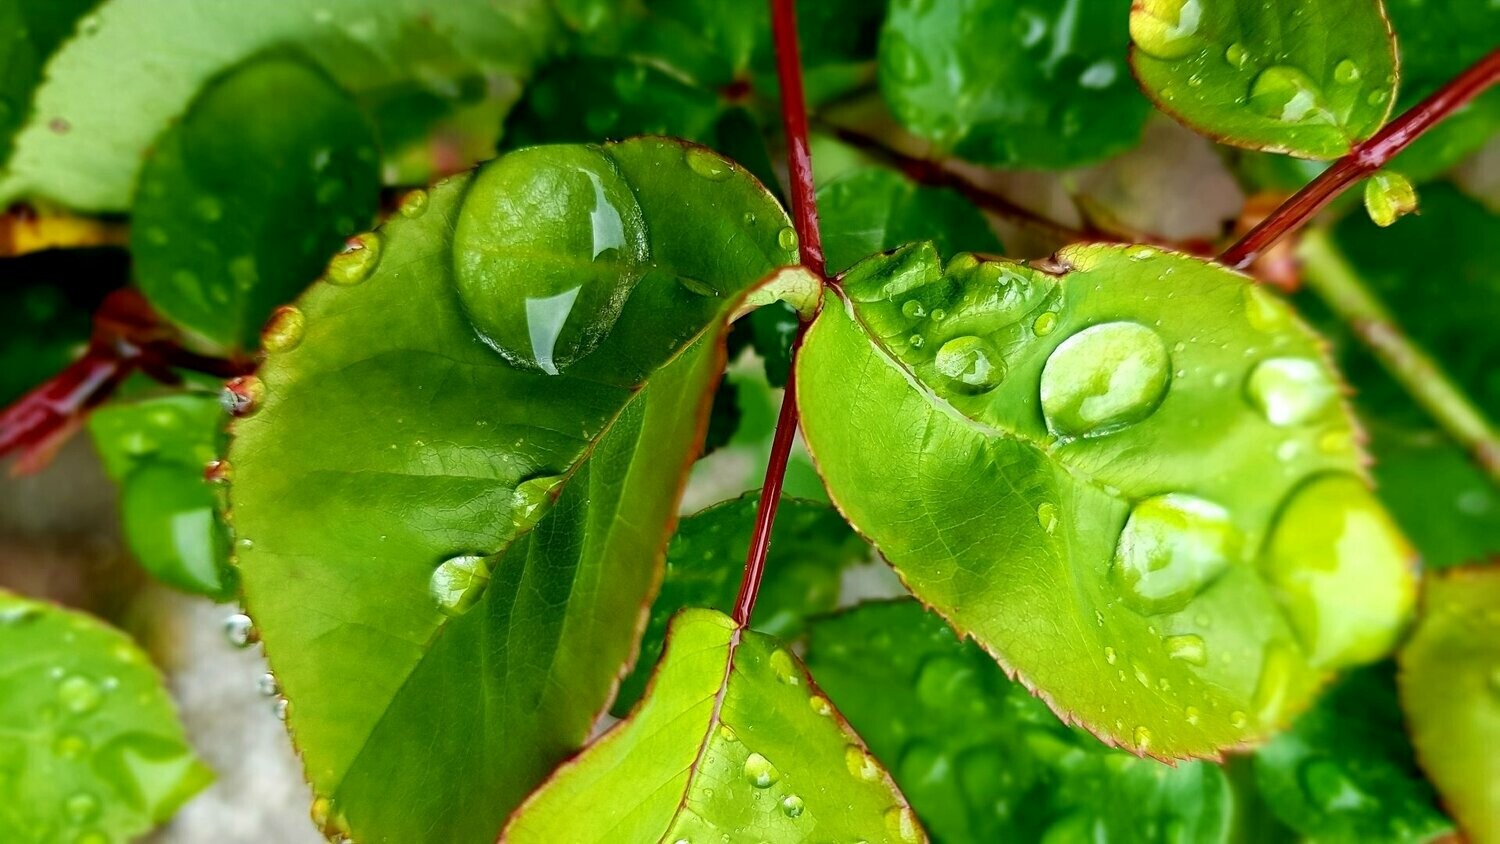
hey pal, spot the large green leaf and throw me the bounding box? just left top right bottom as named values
left=131, top=54, right=380, bottom=352
left=88, top=393, right=234, bottom=600
left=1369, top=426, right=1500, bottom=570
left=1130, top=0, right=1397, bottom=159
left=0, top=0, right=558, bottom=210
left=806, top=599, right=1234, bottom=843
left=878, top=0, right=1151, bottom=168
left=0, top=590, right=213, bottom=843
left=797, top=242, right=1416, bottom=756
left=225, top=138, right=797, bottom=843
left=1254, top=663, right=1452, bottom=843
left=1399, top=566, right=1500, bottom=844
left=614, top=491, right=867, bottom=714
left=502, top=609, right=921, bottom=842
left=0, top=0, right=98, bottom=164
left=817, top=166, right=1002, bottom=276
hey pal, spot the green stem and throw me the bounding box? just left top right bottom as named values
left=1299, top=229, right=1500, bottom=485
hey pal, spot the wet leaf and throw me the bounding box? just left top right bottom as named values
left=0, top=0, right=558, bottom=210
left=1254, top=663, right=1452, bottom=843
left=224, top=138, right=797, bottom=843
left=806, top=599, right=1235, bottom=843
left=1399, top=566, right=1500, bottom=844
left=1368, top=426, right=1500, bottom=571
left=0, top=0, right=99, bottom=164
left=130, top=55, right=379, bottom=352
left=88, top=393, right=234, bottom=600
left=797, top=241, right=1416, bottom=756
left=817, top=166, right=1002, bottom=276
left=0, top=590, right=213, bottom=843
left=503, top=609, right=920, bottom=843
left=1130, top=0, right=1398, bottom=159
left=879, top=0, right=1150, bottom=168
left=613, top=491, right=867, bottom=714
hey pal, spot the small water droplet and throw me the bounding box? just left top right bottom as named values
left=1111, top=494, right=1238, bottom=614
left=274, top=697, right=291, bottom=721
left=262, top=306, right=306, bottom=353
left=1225, top=42, right=1250, bottom=69
left=398, top=189, right=429, bottom=218
left=933, top=335, right=1005, bottom=394
left=1185, top=705, right=1200, bottom=725
left=1104, top=646, right=1117, bottom=665
left=326, top=233, right=383, bottom=286
left=885, top=806, right=921, bottom=842
left=901, top=299, right=926, bottom=319
left=1133, top=725, right=1152, bottom=750
left=769, top=649, right=800, bottom=685
left=1249, top=66, right=1333, bottom=124
left=429, top=555, right=492, bottom=617
left=777, top=226, right=799, bottom=253
left=1040, top=322, right=1172, bottom=439
left=1230, top=710, right=1248, bottom=728
left=220, top=376, right=264, bottom=417
left=743, top=751, right=779, bottom=788
left=257, top=673, right=279, bottom=697
left=1165, top=634, right=1207, bottom=665
left=685, top=147, right=733, bottom=181
left=1079, top=60, right=1118, bottom=89
left=1130, top=0, right=1204, bottom=60
left=846, top=744, right=881, bottom=781
left=1243, top=285, right=1289, bottom=333
left=717, top=723, right=738, bottom=742
left=59, top=675, right=102, bottom=714
left=1036, top=502, right=1059, bottom=535
left=780, top=794, right=805, bottom=818
left=224, top=613, right=256, bottom=648
left=809, top=695, right=832, bottom=716
left=1246, top=357, right=1337, bottom=426
left=1333, top=59, right=1361, bottom=84
left=1032, top=311, right=1058, bottom=336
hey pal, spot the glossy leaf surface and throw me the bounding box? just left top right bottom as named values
left=131, top=55, right=379, bottom=351
left=225, top=138, right=796, bottom=843
left=614, top=491, right=867, bottom=714
left=504, top=609, right=921, bottom=843
left=806, top=600, right=1234, bottom=843
left=0, top=591, right=213, bottom=843
left=0, top=0, right=557, bottom=210
left=0, top=0, right=98, bottom=164
left=1399, top=566, right=1500, bottom=844
left=880, top=0, right=1150, bottom=168
left=1370, top=427, right=1500, bottom=570
left=1254, top=663, right=1451, bottom=842
left=88, top=393, right=234, bottom=600
left=1130, top=0, right=1398, bottom=158
left=817, top=166, right=1002, bottom=276
left=798, top=242, right=1416, bottom=756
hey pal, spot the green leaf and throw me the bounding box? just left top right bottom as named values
left=1369, top=425, right=1500, bottom=570
left=817, top=166, right=1003, bottom=276
left=1399, top=566, right=1500, bottom=844
left=879, top=0, right=1150, bottom=168
left=614, top=491, right=867, bottom=714
left=1254, top=663, right=1452, bottom=843
left=225, top=138, right=797, bottom=843
left=0, top=0, right=559, bottom=211
left=0, top=590, right=213, bottom=843
left=88, top=393, right=234, bottom=600
left=806, top=600, right=1235, bottom=843
left=130, top=54, right=380, bottom=351
left=797, top=242, right=1416, bottom=756
left=1129, top=0, right=1398, bottom=159
left=502, top=609, right=921, bottom=843
left=0, top=249, right=122, bottom=405
left=0, top=0, right=99, bottom=164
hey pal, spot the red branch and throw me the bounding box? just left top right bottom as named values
left=731, top=0, right=825, bottom=627
left=1221, top=48, right=1500, bottom=270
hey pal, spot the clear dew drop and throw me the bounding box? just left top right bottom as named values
left=1129, top=0, right=1204, bottom=60
left=845, top=744, right=881, bottom=781
left=1104, top=646, right=1117, bottom=665
left=274, top=698, right=291, bottom=721
left=1184, top=706, right=1201, bottom=725
left=901, top=299, right=926, bottom=319
left=1040, top=321, right=1171, bottom=439
left=777, top=226, right=799, bottom=253
left=717, top=723, right=738, bottom=742
left=223, top=613, right=256, bottom=648
left=257, top=672, right=280, bottom=697
left=769, top=648, right=800, bottom=685
left=809, top=695, right=832, bottom=716
left=510, top=475, right=563, bottom=533
left=398, top=189, right=429, bottom=218
left=1111, top=494, right=1238, bottom=615
left=59, top=675, right=102, bottom=714
left=1164, top=634, right=1207, bottom=666
left=933, top=335, right=1006, bottom=394
left=220, top=376, right=264, bottom=418
left=1333, top=59, right=1361, bottom=84
left=1243, top=285, right=1289, bottom=333
left=780, top=794, right=805, bottom=818
left=1225, top=42, right=1250, bottom=69
left=1133, top=725, right=1153, bottom=751
left=1036, top=502, right=1059, bottom=535
left=743, top=752, right=779, bottom=788
left=326, top=233, right=383, bottom=286
left=429, top=555, right=492, bottom=617
left=1249, top=66, right=1334, bottom=124
left=884, top=806, right=921, bottom=842
left=262, top=306, right=306, bottom=353
left=1079, top=60, right=1117, bottom=89
left=1032, top=311, right=1057, bottom=336
left=684, top=146, right=733, bottom=181
left=1246, top=357, right=1338, bottom=426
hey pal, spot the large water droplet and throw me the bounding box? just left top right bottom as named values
left=223, top=613, right=256, bottom=648
left=326, top=233, right=382, bottom=285
left=1130, top=0, right=1204, bottom=60
left=398, top=189, right=429, bottom=218
left=220, top=376, right=264, bottom=418
left=933, top=335, right=1005, bottom=394
left=743, top=752, right=779, bottom=788
left=1111, top=494, right=1238, bottom=614
left=780, top=794, right=805, bottom=818
left=1249, top=66, right=1333, bottom=124
left=510, top=475, right=563, bottom=533
left=777, top=226, right=799, bottom=253
left=1165, top=634, right=1207, bottom=665
left=1261, top=474, right=1414, bottom=669
left=845, top=744, right=881, bottom=781
left=429, top=555, right=492, bottom=617
left=262, top=306, right=306, bottom=353
left=684, top=146, right=733, bottom=181
left=1246, top=357, right=1337, bottom=426
left=1040, top=322, right=1171, bottom=439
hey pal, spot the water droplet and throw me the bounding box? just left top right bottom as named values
left=1243, top=285, right=1289, bottom=333
left=1079, top=60, right=1117, bottom=89
left=1133, top=725, right=1153, bottom=751
left=1249, top=66, right=1333, bottom=124
left=809, top=695, right=832, bottom=716
left=885, top=806, right=921, bottom=842
left=901, top=299, right=926, bottom=319
left=510, top=475, right=563, bottom=533
left=1032, top=311, right=1058, bottom=336
left=1246, top=358, right=1337, bottom=426
left=846, top=744, right=881, bottom=781
left=65, top=792, right=100, bottom=822
left=777, top=226, right=799, bottom=253
left=220, top=376, right=264, bottom=417
left=1185, top=705, right=1200, bottom=725
left=262, top=306, right=306, bottom=353
left=430, top=555, right=492, bottom=616
left=743, top=752, right=779, bottom=788
left=769, top=649, right=800, bottom=685
left=908, top=334, right=925, bottom=349
left=933, top=335, right=1005, bottom=394
left=1261, top=474, right=1413, bottom=669
left=1225, top=42, right=1250, bottom=69
left=1111, top=494, right=1238, bottom=614
left=274, top=698, right=291, bottom=721
left=1036, top=502, right=1059, bottom=535
left=1130, top=0, right=1204, bottom=60
left=1302, top=759, right=1372, bottom=811
left=685, top=146, right=733, bottom=181
left=1040, top=322, right=1172, bottom=439
left=1230, top=710, right=1248, bottom=728
left=1165, top=634, right=1207, bottom=666
left=1333, top=59, right=1361, bottom=84
left=257, top=673, right=279, bottom=697
left=398, top=189, right=428, bottom=218
left=223, top=613, right=256, bottom=648
left=1104, top=646, right=1118, bottom=665
left=780, top=794, right=805, bottom=818
left=326, top=233, right=382, bottom=285
left=1367, top=89, right=1389, bottom=106
left=716, top=722, right=739, bottom=743
left=1254, top=640, right=1297, bottom=722
left=59, top=675, right=102, bottom=714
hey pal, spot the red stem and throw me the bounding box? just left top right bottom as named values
left=1221, top=48, right=1500, bottom=270
left=731, top=0, right=825, bottom=627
